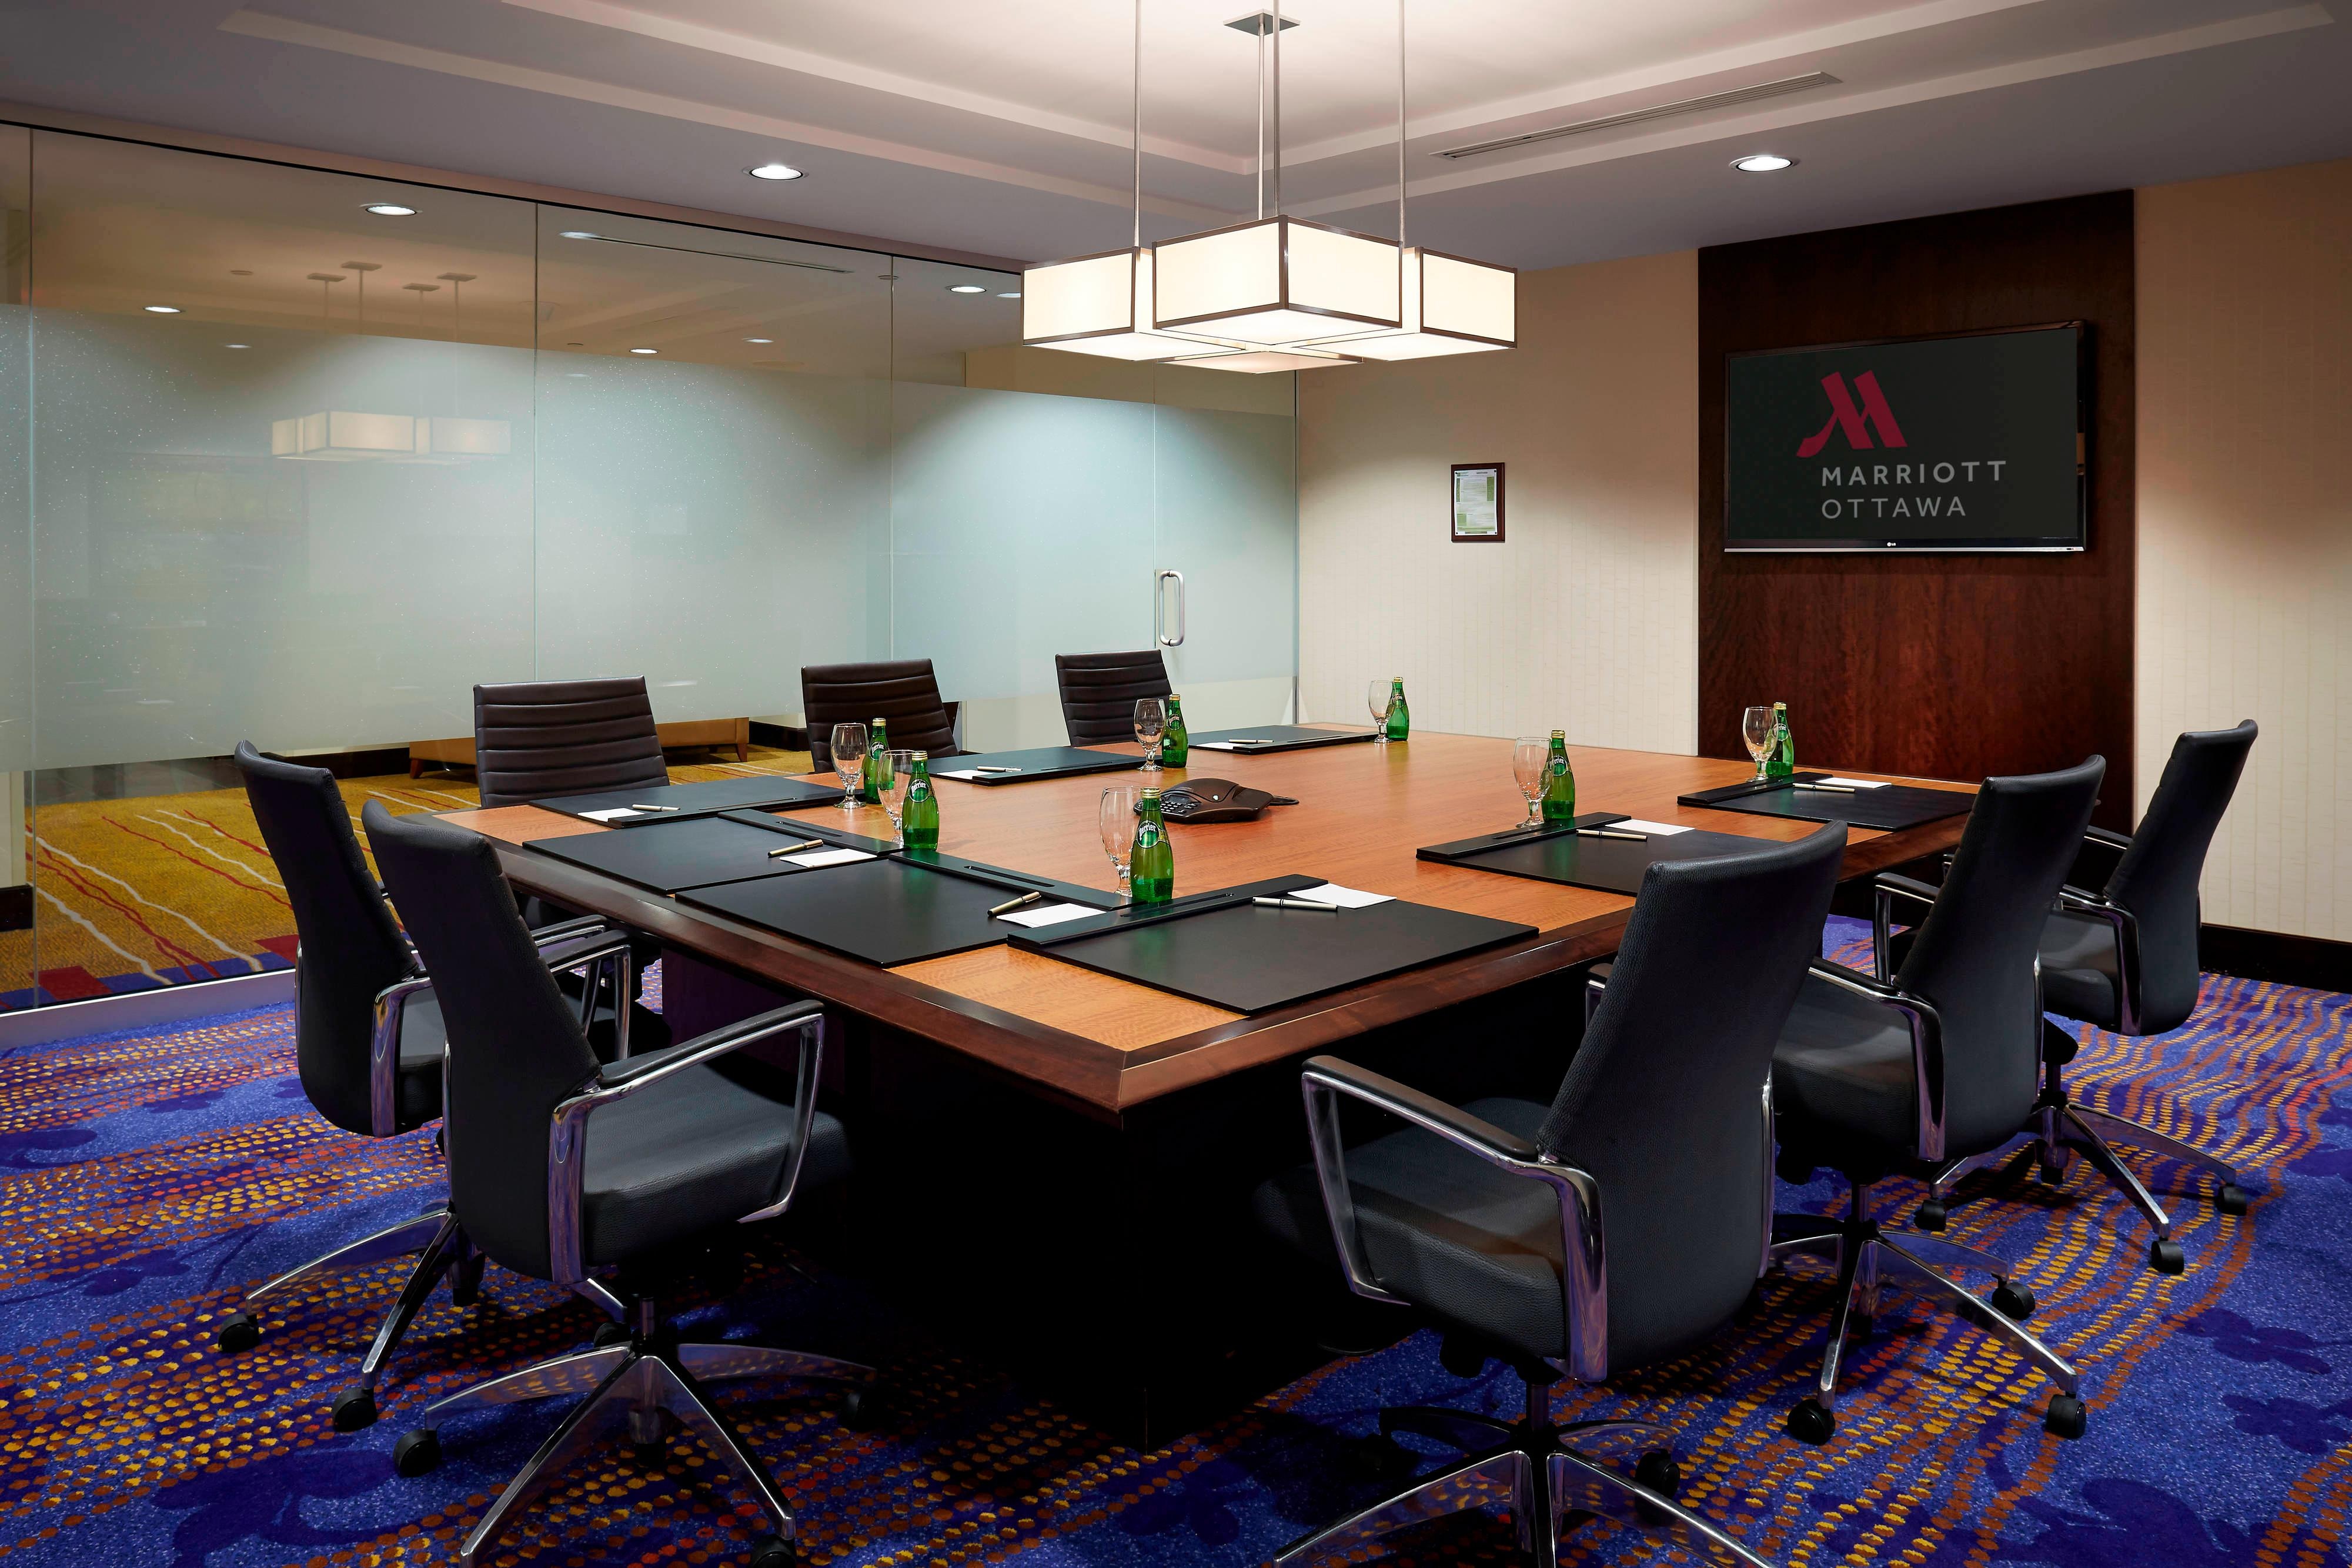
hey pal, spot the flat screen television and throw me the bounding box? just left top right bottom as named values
left=1725, top=322, right=2086, bottom=552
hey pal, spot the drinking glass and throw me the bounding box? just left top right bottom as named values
left=879, top=748, right=916, bottom=845
left=1100, top=784, right=1141, bottom=900
left=1511, top=735, right=1549, bottom=827
left=1742, top=706, right=1776, bottom=782
left=1133, top=697, right=1167, bottom=773
left=1367, top=680, right=1394, bottom=744
left=830, top=722, right=867, bottom=812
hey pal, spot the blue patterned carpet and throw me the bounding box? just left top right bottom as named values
left=0, top=918, right=2344, bottom=1567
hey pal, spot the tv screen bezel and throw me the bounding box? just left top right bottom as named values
left=1723, top=320, right=2089, bottom=554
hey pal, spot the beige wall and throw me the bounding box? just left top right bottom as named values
left=1297, top=251, right=1699, bottom=751
left=2138, top=158, right=2352, bottom=940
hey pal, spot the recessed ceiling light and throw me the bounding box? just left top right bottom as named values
left=224, top=343, right=250, bottom=349
left=997, top=292, right=1021, bottom=299
left=143, top=305, right=181, bottom=313
left=1731, top=153, right=1796, bottom=173
left=747, top=162, right=804, bottom=181
left=559, top=230, right=598, bottom=240
left=744, top=336, right=774, bottom=343
left=363, top=202, right=418, bottom=216
left=948, top=284, right=987, bottom=294
left=629, top=347, right=659, bottom=355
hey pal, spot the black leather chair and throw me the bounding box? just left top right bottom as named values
left=473, top=677, right=669, bottom=808
left=801, top=660, right=960, bottom=772
left=365, top=801, right=871, bottom=1568
left=221, top=743, right=643, bottom=1433
left=1913, top=721, right=2259, bottom=1272
left=1054, top=649, right=1171, bottom=747
left=1253, top=824, right=1846, bottom=1568
left=1770, top=758, right=2104, bottom=1447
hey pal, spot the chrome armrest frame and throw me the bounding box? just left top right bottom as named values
left=1581, top=961, right=1613, bottom=1028
left=1871, top=872, right=1942, bottom=984
left=2056, top=885, right=2145, bottom=1034
left=1300, top=1055, right=1608, bottom=1383
left=1756, top=1071, right=1776, bottom=1279
left=1805, top=958, right=1949, bottom=1163
left=543, top=999, right=826, bottom=1288
left=369, top=971, right=436, bottom=1138
left=534, top=925, right=639, bottom=1058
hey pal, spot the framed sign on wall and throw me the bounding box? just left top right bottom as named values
left=1451, top=462, right=1505, bottom=542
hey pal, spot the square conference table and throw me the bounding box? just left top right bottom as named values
left=441, top=730, right=1973, bottom=1443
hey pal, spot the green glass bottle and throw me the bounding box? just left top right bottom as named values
left=1129, top=787, right=1175, bottom=904
left=1384, top=677, right=1410, bottom=741
left=1766, top=701, right=1795, bottom=781
left=900, top=750, right=938, bottom=851
left=1161, top=693, right=1188, bottom=768
left=863, top=717, right=890, bottom=803
left=1539, top=728, right=1577, bottom=823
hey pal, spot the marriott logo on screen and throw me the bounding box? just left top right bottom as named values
left=1800, top=370, right=2004, bottom=522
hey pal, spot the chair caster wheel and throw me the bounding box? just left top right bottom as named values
left=2217, top=1183, right=2250, bottom=1215
left=593, top=1321, right=632, bottom=1349
left=1913, top=1200, right=1947, bottom=1233
left=629, top=1440, right=666, bottom=1470
left=2043, top=1395, right=2087, bottom=1440
left=1633, top=1450, right=1679, bottom=1498
left=2149, top=1238, right=2186, bottom=1275
left=1438, top=1332, right=1488, bottom=1378
left=1992, top=1281, right=2036, bottom=1321
left=1849, top=1313, right=1873, bottom=1342
left=1348, top=1434, right=1418, bottom=1480
left=393, top=1429, right=441, bottom=1477
left=1785, top=1401, right=1836, bottom=1446
left=215, top=1312, right=261, bottom=1354
left=840, top=1382, right=884, bottom=1432
left=749, top=1536, right=797, bottom=1568
left=330, top=1385, right=377, bottom=1432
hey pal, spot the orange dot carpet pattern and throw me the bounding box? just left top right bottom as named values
left=0, top=922, right=2343, bottom=1566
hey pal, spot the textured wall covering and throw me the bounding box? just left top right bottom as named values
left=2137, top=159, right=2352, bottom=940
left=1297, top=252, right=1698, bottom=752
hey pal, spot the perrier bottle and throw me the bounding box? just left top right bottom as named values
left=900, top=750, right=939, bottom=851
left=1130, top=787, right=1175, bottom=904
left=1540, top=729, right=1577, bottom=823
left=1765, top=701, right=1795, bottom=781
left=1384, top=677, right=1410, bottom=741
left=1161, top=693, right=1189, bottom=768
left=863, top=717, right=890, bottom=803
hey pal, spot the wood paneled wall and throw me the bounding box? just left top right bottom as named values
left=1697, top=192, right=2136, bottom=825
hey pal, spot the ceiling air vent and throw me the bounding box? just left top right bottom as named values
left=1435, top=72, right=1839, bottom=160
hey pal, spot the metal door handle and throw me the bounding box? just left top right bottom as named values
left=1155, top=569, right=1186, bottom=647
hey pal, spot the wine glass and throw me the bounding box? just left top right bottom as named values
left=1742, top=706, right=1775, bottom=783
left=1511, top=735, right=1549, bottom=827
left=1100, top=784, right=1141, bottom=901
left=879, top=748, right=916, bottom=846
left=1367, top=680, right=1394, bottom=744
left=830, top=721, right=867, bottom=812
left=1133, top=697, right=1167, bottom=774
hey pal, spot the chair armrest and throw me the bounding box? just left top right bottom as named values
left=1582, top=961, right=1613, bottom=1027
left=1299, top=1055, right=1607, bottom=1381
left=544, top=999, right=826, bottom=1286
left=1803, top=960, right=1948, bottom=1163
left=529, top=914, right=611, bottom=949
left=1871, top=872, right=1942, bottom=983
left=2052, top=890, right=2145, bottom=1032
left=1877, top=872, right=1942, bottom=907
left=535, top=925, right=640, bottom=1058
left=369, top=972, right=435, bottom=1138
left=2084, top=825, right=2132, bottom=851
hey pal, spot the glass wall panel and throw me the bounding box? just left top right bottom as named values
left=1153, top=405, right=1299, bottom=734
left=1, top=125, right=31, bottom=1004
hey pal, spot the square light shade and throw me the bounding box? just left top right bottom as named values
left=1020, top=248, right=1234, bottom=362
left=1303, top=247, right=1516, bottom=360
left=1172, top=346, right=1361, bottom=373
left=416, top=416, right=513, bottom=459
left=1153, top=217, right=1400, bottom=346
left=270, top=410, right=416, bottom=460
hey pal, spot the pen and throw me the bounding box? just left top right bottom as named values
left=1575, top=827, right=1649, bottom=841
left=974, top=766, right=1023, bottom=774
left=766, top=839, right=824, bottom=857
left=1252, top=896, right=1339, bottom=911
left=1790, top=783, right=1859, bottom=794
left=627, top=803, right=681, bottom=812
left=989, top=891, right=1043, bottom=917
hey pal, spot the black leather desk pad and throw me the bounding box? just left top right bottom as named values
left=522, top=813, right=881, bottom=896
left=680, top=857, right=1114, bottom=967
left=1676, top=773, right=1972, bottom=832
left=533, top=774, right=844, bottom=827
left=1010, top=874, right=1536, bottom=1014
left=1419, top=813, right=1767, bottom=896
left=1187, top=726, right=1381, bottom=754
left=930, top=747, right=1144, bottom=784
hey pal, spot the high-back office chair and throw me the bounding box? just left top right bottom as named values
left=1252, top=825, right=1846, bottom=1568
left=1915, top=721, right=2259, bottom=1273
left=221, top=744, right=640, bottom=1433
left=1053, top=649, right=1171, bottom=747
left=801, top=659, right=960, bottom=772
left=472, top=677, right=668, bottom=808
left=365, top=802, right=871, bottom=1568
left=1770, top=758, right=2104, bottom=1446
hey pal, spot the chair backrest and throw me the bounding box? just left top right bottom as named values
left=1899, top=756, right=2105, bottom=1152
left=2104, top=721, right=2256, bottom=1032
left=365, top=800, right=601, bottom=1281
left=236, top=741, right=414, bottom=1137
left=1054, top=650, right=1171, bottom=747
left=1537, top=822, right=1845, bottom=1373
left=801, top=659, right=957, bottom=769
left=472, top=677, right=667, bottom=808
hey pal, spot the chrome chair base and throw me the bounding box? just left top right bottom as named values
left=1771, top=1186, right=2083, bottom=1445
left=1271, top=1377, right=1775, bottom=1568
left=395, top=1295, right=874, bottom=1567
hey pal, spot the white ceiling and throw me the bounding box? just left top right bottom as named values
left=4, top=0, right=2348, bottom=270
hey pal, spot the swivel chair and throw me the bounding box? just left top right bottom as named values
left=1053, top=649, right=1172, bottom=747
left=800, top=659, right=959, bottom=771
left=472, top=677, right=669, bottom=809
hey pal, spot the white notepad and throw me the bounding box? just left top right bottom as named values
left=1293, top=882, right=1394, bottom=908
left=936, top=769, right=992, bottom=781
left=782, top=847, right=874, bottom=868
left=1612, top=818, right=1692, bottom=836
left=579, top=807, right=643, bottom=822
left=998, top=902, right=1097, bottom=930
left=1815, top=777, right=1892, bottom=790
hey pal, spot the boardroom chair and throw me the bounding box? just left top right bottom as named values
left=472, top=677, right=669, bottom=809
left=365, top=801, right=870, bottom=1568
left=801, top=659, right=960, bottom=772
left=1912, top=720, right=2259, bottom=1275
left=1252, top=824, right=1846, bottom=1568
left=1053, top=648, right=1171, bottom=747
left=1770, top=757, right=2104, bottom=1446
left=221, top=743, right=646, bottom=1432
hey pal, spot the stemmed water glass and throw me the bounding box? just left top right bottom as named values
left=1100, top=784, right=1141, bottom=901
left=830, top=722, right=867, bottom=812
left=1511, top=736, right=1549, bottom=828
left=1742, top=706, right=1776, bottom=783
left=1133, top=698, right=1167, bottom=774
left=1367, top=680, right=1394, bottom=744
left=878, top=748, right=916, bottom=846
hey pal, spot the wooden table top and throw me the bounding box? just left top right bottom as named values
left=439, top=732, right=1973, bottom=1119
